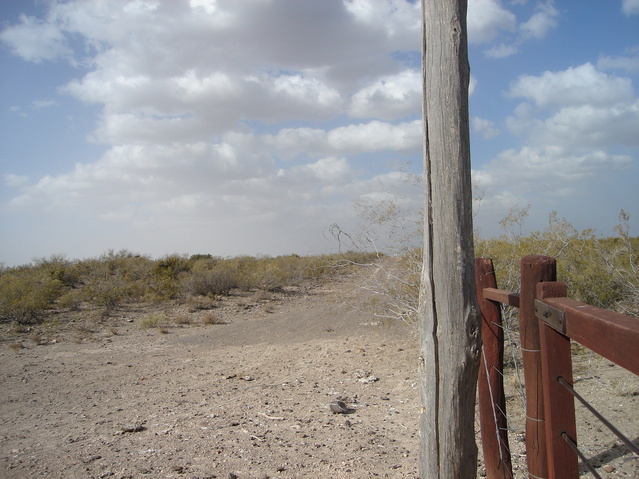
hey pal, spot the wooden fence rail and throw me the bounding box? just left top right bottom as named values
left=475, top=255, right=639, bottom=479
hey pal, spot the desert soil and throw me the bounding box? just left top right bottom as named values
left=1, top=270, right=638, bottom=479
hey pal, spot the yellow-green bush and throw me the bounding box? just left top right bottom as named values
left=0, top=269, right=62, bottom=323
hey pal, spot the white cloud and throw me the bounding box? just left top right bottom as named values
left=472, top=145, right=634, bottom=233
left=506, top=64, right=639, bottom=152
left=0, top=14, right=72, bottom=63
left=3, top=174, right=29, bottom=188
left=622, top=0, right=639, bottom=16
left=473, top=59, right=639, bottom=234
left=484, top=43, right=518, bottom=59
left=467, top=0, right=517, bottom=43
left=348, top=69, right=421, bottom=120
left=597, top=47, right=639, bottom=74
left=472, top=117, right=501, bottom=139
left=508, top=63, right=635, bottom=108
left=260, top=120, right=422, bottom=158
left=520, top=2, right=559, bottom=39
left=326, top=120, right=422, bottom=154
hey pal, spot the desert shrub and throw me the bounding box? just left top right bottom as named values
left=154, top=254, right=192, bottom=280
left=334, top=186, right=638, bottom=323
left=136, top=313, right=169, bottom=329
left=476, top=208, right=639, bottom=314
left=202, top=312, right=224, bottom=325
left=33, top=254, right=81, bottom=287
left=181, top=266, right=237, bottom=296
left=57, top=289, right=83, bottom=311
left=83, top=273, right=129, bottom=312
left=0, top=269, right=62, bottom=323
left=189, top=253, right=214, bottom=262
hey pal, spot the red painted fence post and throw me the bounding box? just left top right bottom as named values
left=519, top=255, right=556, bottom=479
left=475, top=258, right=513, bottom=479
left=537, top=281, right=579, bottom=479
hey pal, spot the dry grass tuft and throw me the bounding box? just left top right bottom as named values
left=202, top=312, right=224, bottom=325
left=137, top=313, right=168, bottom=329
left=173, top=314, right=193, bottom=326
left=31, top=335, right=46, bottom=345
left=9, top=342, right=25, bottom=352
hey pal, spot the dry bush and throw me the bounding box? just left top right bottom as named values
left=137, top=313, right=169, bottom=329
left=9, top=342, right=25, bottom=352
left=202, top=313, right=224, bottom=325
left=181, top=267, right=236, bottom=296
left=173, top=314, right=193, bottom=326
left=0, top=269, right=62, bottom=323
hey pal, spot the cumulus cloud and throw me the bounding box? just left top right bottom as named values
left=473, top=0, right=559, bottom=58
left=348, top=69, right=421, bottom=120
left=506, top=63, right=639, bottom=149
left=467, top=0, right=517, bottom=43
left=0, top=14, right=72, bottom=63
left=484, top=43, right=519, bottom=59
left=597, top=46, right=639, bottom=74
left=508, top=63, right=635, bottom=108
left=472, top=117, right=501, bottom=139
left=474, top=60, right=639, bottom=231
left=520, top=2, right=559, bottom=39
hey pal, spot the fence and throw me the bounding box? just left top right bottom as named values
left=475, top=255, right=639, bottom=479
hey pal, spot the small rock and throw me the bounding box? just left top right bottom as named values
left=120, top=424, right=145, bottom=433
left=358, top=375, right=379, bottom=384
left=602, top=465, right=615, bottom=473
left=330, top=400, right=354, bottom=414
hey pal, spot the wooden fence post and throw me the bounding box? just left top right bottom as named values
left=419, top=0, right=481, bottom=476
left=519, top=255, right=556, bottom=479
left=475, top=258, right=513, bottom=479
left=536, top=282, right=579, bottom=479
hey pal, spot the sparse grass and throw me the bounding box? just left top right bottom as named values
left=186, top=295, right=218, bottom=311
left=202, top=313, right=224, bottom=325
left=173, top=315, right=193, bottom=326
left=9, top=342, right=25, bottom=352
left=9, top=321, right=30, bottom=334
left=72, top=323, right=94, bottom=343
left=137, top=313, right=169, bottom=329
left=253, top=290, right=274, bottom=302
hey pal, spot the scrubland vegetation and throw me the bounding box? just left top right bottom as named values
left=330, top=205, right=639, bottom=323
left=0, top=251, right=368, bottom=325
left=1, top=207, right=637, bottom=329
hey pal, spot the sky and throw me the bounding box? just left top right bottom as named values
left=0, top=0, right=638, bottom=266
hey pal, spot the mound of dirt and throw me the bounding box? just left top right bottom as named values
left=1, top=270, right=637, bottom=478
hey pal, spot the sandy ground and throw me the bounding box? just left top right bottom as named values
left=1, top=270, right=638, bottom=478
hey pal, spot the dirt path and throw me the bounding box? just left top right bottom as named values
left=1, top=271, right=637, bottom=478
left=1, top=273, right=422, bottom=478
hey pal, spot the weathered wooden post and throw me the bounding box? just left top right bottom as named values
left=419, top=0, right=482, bottom=477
